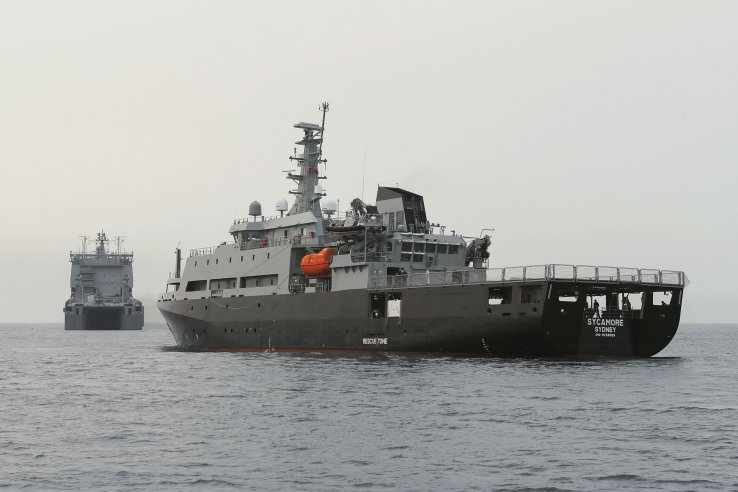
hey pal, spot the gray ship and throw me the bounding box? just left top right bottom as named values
left=64, top=232, right=144, bottom=330
left=157, top=103, right=688, bottom=356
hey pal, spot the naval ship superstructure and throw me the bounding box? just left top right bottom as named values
left=157, top=103, right=688, bottom=356
left=64, top=232, right=144, bottom=330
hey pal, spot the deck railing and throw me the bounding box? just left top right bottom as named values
left=368, top=264, right=688, bottom=290
left=239, top=234, right=336, bottom=251
left=189, top=246, right=219, bottom=257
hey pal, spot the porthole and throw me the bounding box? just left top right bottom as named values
left=205, top=305, right=208, bottom=310
left=190, top=306, right=194, bottom=311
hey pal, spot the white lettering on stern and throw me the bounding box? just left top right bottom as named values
left=586, top=318, right=623, bottom=338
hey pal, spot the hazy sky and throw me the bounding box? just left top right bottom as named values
left=1, top=1, right=736, bottom=323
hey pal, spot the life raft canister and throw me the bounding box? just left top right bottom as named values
left=300, top=248, right=338, bottom=279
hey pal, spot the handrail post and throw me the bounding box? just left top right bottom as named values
left=638, top=269, right=642, bottom=285
left=501, top=268, right=505, bottom=282
left=523, top=266, right=527, bottom=282
left=595, top=266, right=599, bottom=283
left=573, top=265, right=577, bottom=281
left=617, top=267, right=620, bottom=283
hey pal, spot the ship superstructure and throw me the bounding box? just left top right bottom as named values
left=157, top=103, right=688, bottom=356
left=64, top=232, right=144, bottom=330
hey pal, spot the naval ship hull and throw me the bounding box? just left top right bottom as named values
left=65, top=304, right=144, bottom=330
left=158, top=281, right=682, bottom=357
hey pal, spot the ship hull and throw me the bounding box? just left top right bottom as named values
left=65, top=304, right=144, bottom=330
left=158, top=282, right=682, bottom=357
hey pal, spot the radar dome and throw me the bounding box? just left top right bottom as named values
left=249, top=201, right=262, bottom=217
left=276, top=199, right=288, bottom=212
left=322, top=199, right=337, bottom=214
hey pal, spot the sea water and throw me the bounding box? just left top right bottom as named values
left=1, top=323, right=736, bottom=491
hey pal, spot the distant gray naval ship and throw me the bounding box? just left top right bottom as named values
left=64, top=232, right=144, bottom=330
left=157, top=103, right=688, bottom=356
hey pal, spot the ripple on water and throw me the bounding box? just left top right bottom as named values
left=0, top=323, right=737, bottom=491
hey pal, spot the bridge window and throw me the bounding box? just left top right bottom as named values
left=436, top=244, right=448, bottom=254
left=448, top=244, right=459, bottom=255
left=401, top=241, right=412, bottom=261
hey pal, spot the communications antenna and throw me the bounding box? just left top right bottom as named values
left=79, top=235, right=88, bottom=254
left=114, top=236, right=126, bottom=254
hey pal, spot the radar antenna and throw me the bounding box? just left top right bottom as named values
left=316, top=102, right=329, bottom=167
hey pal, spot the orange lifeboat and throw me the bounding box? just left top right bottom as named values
left=301, top=248, right=337, bottom=279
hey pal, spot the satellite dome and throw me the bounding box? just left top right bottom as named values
left=248, top=201, right=262, bottom=217
left=322, top=198, right=337, bottom=214
left=276, top=199, right=288, bottom=212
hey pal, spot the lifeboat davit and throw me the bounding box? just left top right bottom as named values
left=301, top=248, right=337, bottom=279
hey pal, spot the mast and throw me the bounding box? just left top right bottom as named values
left=286, top=102, right=329, bottom=217
left=95, top=231, right=108, bottom=256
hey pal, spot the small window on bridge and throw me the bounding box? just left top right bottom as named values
left=436, top=243, right=448, bottom=254
left=448, top=244, right=459, bottom=255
